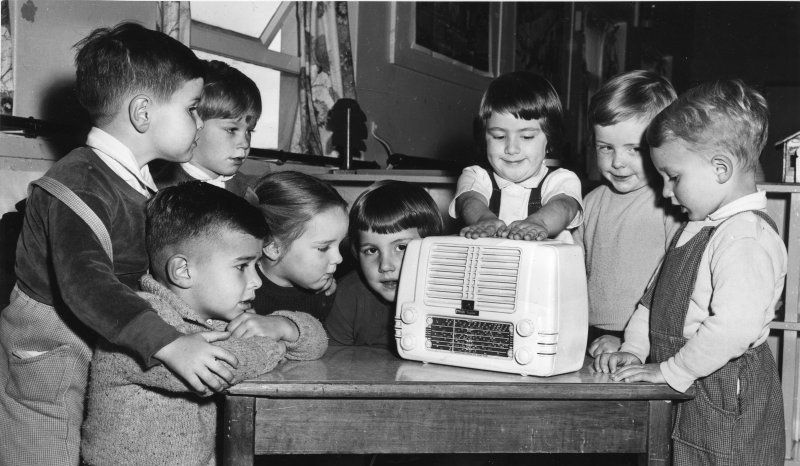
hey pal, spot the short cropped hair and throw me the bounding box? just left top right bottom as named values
left=646, top=79, right=769, bottom=172
left=146, top=181, right=269, bottom=277
left=198, top=60, right=262, bottom=126
left=349, top=181, right=444, bottom=251
left=479, top=71, right=564, bottom=156
left=254, top=171, right=348, bottom=246
left=74, top=22, right=203, bottom=125
left=588, top=70, right=677, bottom=127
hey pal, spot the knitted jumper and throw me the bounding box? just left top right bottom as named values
left=252, top=266, right=336, bottom=322
left=81, top=275, right=328, bottom=466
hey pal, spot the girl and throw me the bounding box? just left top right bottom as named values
left=251, top=171, right=348, bottom=322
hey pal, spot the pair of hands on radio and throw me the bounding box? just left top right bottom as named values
left=593, top=350, right=666, bottom=384
left=461, top=217, right=549, bottom=241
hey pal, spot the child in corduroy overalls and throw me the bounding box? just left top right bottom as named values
left=448, top=71, right=583, bottom=243
left=595, top=80, right=786, bottom=465
left=0, top=23, right=242, bottom=465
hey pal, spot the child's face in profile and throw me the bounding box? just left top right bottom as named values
left=357, top=228, right=421, bottom=302
left=191, top=116, right=255, bottom=178
left=485, top=111, right=548, bottom=183
left=150, top=78, right=205, bottom=163
left=651, top=138, right=724, bottom=221
left=187, top=228, right=263, bottom=322
left=266, top=206, right=348, bottom=292
left=594, top=117, right=651, bottom=193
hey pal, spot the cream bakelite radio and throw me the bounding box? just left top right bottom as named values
left=394, top=236, right=588, bottom=376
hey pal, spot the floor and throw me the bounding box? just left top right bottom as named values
left=257, top=453, right=639, bottom=466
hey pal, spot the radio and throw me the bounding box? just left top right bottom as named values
left=395, top=236, right=588, bottom=376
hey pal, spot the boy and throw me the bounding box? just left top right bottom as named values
left=574, top=70, right=682, bottom=355
left=326, top=181, right=444, bottom=347
left=449, top=71, right=582, bottom=242
left=153, top=59, right=261, bottom=200
left=81, top=181, right=327, bottom=465
left=0, top=23, right=234, bottom=465
left=595, top=80, right=786, bottom=465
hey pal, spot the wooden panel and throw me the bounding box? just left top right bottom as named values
left=223, top=397, right=255, bottom=466
left=253, top=398, right=648, bottom=455
left=642, top=400, right=674, bottom=466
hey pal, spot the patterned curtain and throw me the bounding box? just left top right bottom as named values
left=1, top=0, right=13, bottom=114
left=290, top=2, right=357, bottom=156
left=156, top=1, right=191, bottom=44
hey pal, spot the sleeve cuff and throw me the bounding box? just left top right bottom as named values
left=660, top=359, right=695, bottom=393
left=272, top=311, right=328, bottom=360
left=114, top=310, right=182, bottom=368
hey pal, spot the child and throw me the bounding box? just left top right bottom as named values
left=0, top=23, right=233, bottom=465
left=153, top=59, right=261, bottom=200
left=81, top=181, right=327, bottom=465
left=574, top=70, right=682, bottom=356
left=252, top=171, right=348, bottom=322
left=449, top=71, right=583, bottom=243
left=326, top=181, right=444, bottom=347
left=595, top=80, right=786, bottom=465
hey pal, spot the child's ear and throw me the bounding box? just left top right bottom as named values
left=166, top=254, right=192, bottom=289
left=263, top=241, right=282, bottom=262
left=129, top=94, right=151, bottom=133
left=711, top=153, right=734, bottom=184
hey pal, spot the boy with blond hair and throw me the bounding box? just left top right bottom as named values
left=595, top=80, right=786, bottom=465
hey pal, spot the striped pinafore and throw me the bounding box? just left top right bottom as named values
left=641, top=210, right=784, bottom=465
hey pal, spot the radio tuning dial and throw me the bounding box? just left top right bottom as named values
left=400, top=335, right=416, bottom=351
left=400, top=305, right=417, bottom=324
left=516, top=319, right=534, bottom=337
left=514, top=347, right=533, bottom=365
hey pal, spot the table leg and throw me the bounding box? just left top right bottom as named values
left=639, top=400, right=674, bottom=466
left=223, top=396, right=255, bottom=466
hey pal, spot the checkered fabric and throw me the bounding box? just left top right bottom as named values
left=644, top=211, right=784, bottom=465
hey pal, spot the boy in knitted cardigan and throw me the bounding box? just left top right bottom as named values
left=82, top=182, right=328, bottom=465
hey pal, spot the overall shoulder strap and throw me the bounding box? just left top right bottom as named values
left=487, top=171, right=501, bottom=216
left=527, top=167, right=553, bottom=215
left=30, top=177, right=113, bottom=261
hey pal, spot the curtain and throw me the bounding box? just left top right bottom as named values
left=290, top=2, right=357, bottom=156
left=1, top=0, right=13, bottom=114
left=156, top=1, right=191, bottom=45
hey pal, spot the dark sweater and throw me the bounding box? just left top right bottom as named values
left=151, top=161, right=255, bottom=199
left=325, top=271, right=395, bottom=348
left=252, top=266, right=335, bottom=323
left=15, top=147, right=180, bottom=365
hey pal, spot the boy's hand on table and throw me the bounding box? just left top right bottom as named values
left=611, top=362, right=666, bottom=384
left=503, top=218, right=549, bottom=241
left=593, top=351, right=640, bottom=374
left=460, top=219, right=507, bottom=239
left=154, top=332, right=238, bottom=395
left=227, top=313, right=299, bottom=342
left=588, top=335, right=622, bottom=357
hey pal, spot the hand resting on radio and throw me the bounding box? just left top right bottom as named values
left=460, top=217, right=507, bottom=239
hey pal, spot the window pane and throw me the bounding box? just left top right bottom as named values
left=193, top=50, right=280, bottom=149
left=191, top=1, right=281, bottom=39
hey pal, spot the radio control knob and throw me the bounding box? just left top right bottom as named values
left=400, top=335, right=417, bottom=351
left=400, top=305, right=417, bottom=324
left=516, top=319, right=534, bottom=337
left=514, top=347, right=533, bottom=365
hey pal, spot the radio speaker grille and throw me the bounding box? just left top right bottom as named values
left=424, top=244, right=521, bottom=313
left=425, top=317, right=513, bottom=358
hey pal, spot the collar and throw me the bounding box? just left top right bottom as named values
left=493, top=165, right=548, bottom=189
left=139, top=274, right=224, bottom=329
left=706, top=190, right=767, bottom=222
left=180, top=162, right=234, bottom=189
left=86, top=127, right=158, bottom=194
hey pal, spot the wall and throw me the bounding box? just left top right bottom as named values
left=353, top=2, right=487, bottom=167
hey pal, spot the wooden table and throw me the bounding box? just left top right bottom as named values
left=223, top=346, right=692, bottom=465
